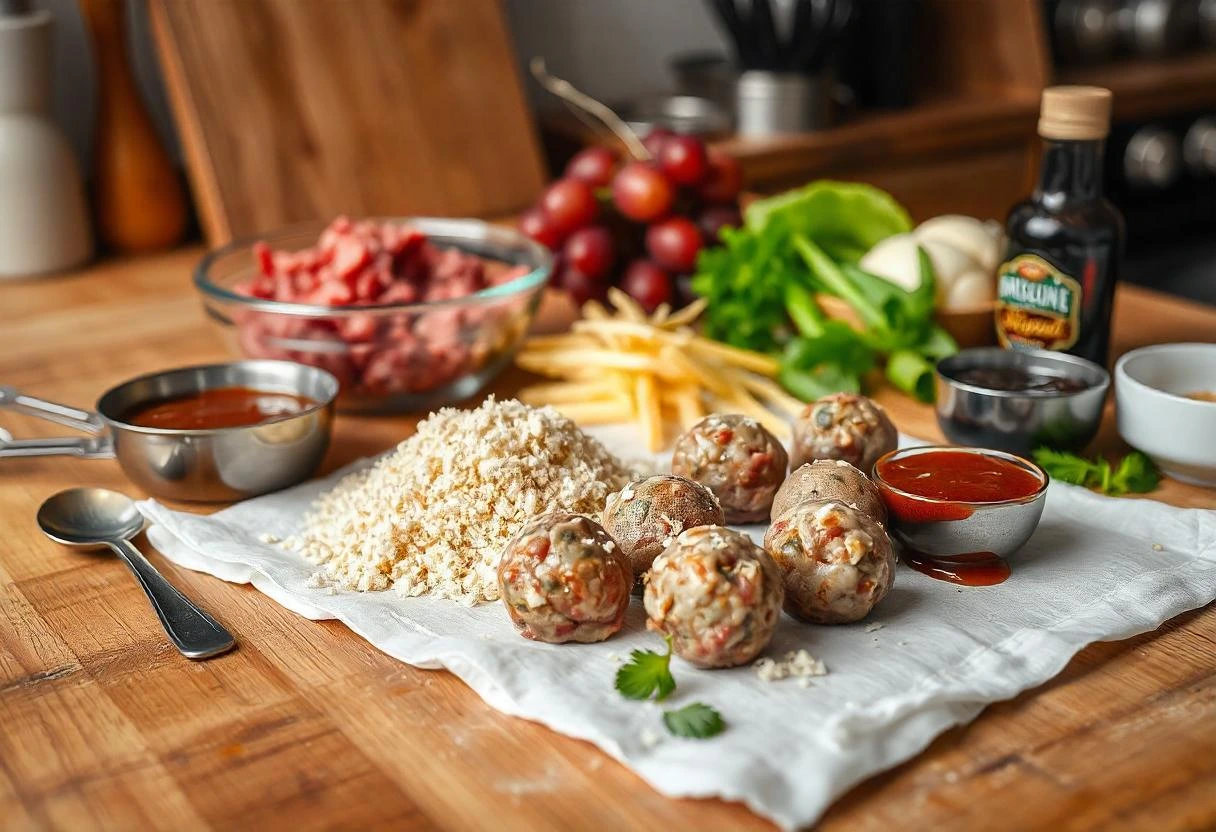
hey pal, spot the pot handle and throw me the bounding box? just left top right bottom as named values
left=0, top=386, right=104, bottom=433
left=0, top=387, right=114, bottom=459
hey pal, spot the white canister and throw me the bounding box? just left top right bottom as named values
left=0, top=10, right=92, bottom=278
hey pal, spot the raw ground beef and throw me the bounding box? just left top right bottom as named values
left=232, top=217, right=531, bottom=397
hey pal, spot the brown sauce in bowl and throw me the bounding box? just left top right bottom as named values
left=123, top=387, right=315, bottom=430
left=952, top=366, right=1090, bottom=394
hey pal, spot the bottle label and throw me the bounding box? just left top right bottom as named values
left=995, top=254, right=1082, bottom=352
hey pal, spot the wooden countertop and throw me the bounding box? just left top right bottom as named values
left=2, top=248, right=1214, bottom=831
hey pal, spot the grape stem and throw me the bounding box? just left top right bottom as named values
left=529, top=58, right=650, bottom=161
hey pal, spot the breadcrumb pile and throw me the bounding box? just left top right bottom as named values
left=286, top=397, right=631, bottom=604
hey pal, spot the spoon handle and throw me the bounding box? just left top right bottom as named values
left=109, top=539, right=236, bottom=659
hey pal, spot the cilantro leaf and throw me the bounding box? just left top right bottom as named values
left=1033, top=447, right=1094, bottom=486
left=1033, top=448, right=1161, bottom=496
left=615, top=636, right=675, bottom=701
left=662, top=703, right=726, bottom=739
left=1112, top=451, right=1160, bottom=494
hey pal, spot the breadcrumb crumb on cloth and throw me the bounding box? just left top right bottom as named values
left=754, top=650, right=829, bottom=685
left=282, top=398, right=631, bottom=604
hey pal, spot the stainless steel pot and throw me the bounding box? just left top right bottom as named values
left=0, top=360, right=337, bottom=502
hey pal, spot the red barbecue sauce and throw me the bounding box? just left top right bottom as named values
left=875, top=450, right=1043, bottom=587
left=900, top=550, right=1012, bottom=587
left=123, top=387, right=314, bottom=430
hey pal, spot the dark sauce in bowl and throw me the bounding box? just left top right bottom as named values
left=123, top=387, right=316, bottom=430
left=952, top=366, right=1090, bottom=394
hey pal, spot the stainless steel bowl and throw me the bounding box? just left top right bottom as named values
left=873, top=446, right=1049, bottom=559
left=0, top=360, right=337, bottom=502
left=935, top=347, right=1110, bottom=454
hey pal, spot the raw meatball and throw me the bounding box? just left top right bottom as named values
left=644, top=526, right=784, bottom=668
left=763, top=500, right=894, bottom=624
left=771, top=460, right=886, bottom=525
left=497, top=512, right=632, bottom=644
left=603, top=475, right=724, bottom=579
left=671, top=414, right=788, bottom=524
left=791, top=393, right=897, bottom=474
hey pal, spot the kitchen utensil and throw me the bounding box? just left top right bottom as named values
left=195, top=217, right=551, bottom=413
left=0, top=8, right=92, bottom=277
left=1053, top=0, right=1119, bottom=64
left=935, top=347, right=1110, bottom=454
left=873, top=446, right=1049, bottom=559
left=1201, top=0, right=1216, bottom=45
left=1114, top=0, right=1197, bottom=57
left=148, top=0, right=544, bottom=244
left=80, top=0, right=186, bottom=253
left=736, top=70, right=828, bottom=136
left=1115, top=342, right=1216, bottom=486
left=1182, top=117, right=1216, bottom=175
left=706, top=0, right=852, bottom=74
left=619, top=95, right=732, bottom=138
left=669, top=52, right=736, bottom=116
left=834, top=0, right=918, bottom=109
left=38, top=487, right=235, bottom=659
left=0, top=360, right=337, bottom=502
left=1123, top=124, right=1182, bottom=188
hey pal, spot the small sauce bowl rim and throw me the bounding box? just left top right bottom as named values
left=872, top=445, right=1049, bottom=509
left=936, top=347, right=1110, bottom=400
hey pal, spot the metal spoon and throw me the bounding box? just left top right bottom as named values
left=37, top=487, right=236, bottom=659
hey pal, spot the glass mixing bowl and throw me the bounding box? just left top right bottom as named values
left=194, top=217, right=551, bottom=412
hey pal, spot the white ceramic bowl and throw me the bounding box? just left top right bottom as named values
left=1115, top=343, right=1216, bottom=487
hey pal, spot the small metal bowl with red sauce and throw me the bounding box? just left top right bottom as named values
left=872, top=446, right=1049, bottom=586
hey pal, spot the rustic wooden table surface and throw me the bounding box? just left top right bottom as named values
left=2, top=249, right=1214, bottom=831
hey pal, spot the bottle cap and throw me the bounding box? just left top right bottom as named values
left=1038, top=86, right=1112, bottom=140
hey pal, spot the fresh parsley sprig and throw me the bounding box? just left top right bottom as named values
left=662, top=703, right=726, bottom=739
left=615, top=636, right=676, bottom=702
left=1033, top=448, right=1160, bottom=496
left=614, top=635, right=727, bottom=739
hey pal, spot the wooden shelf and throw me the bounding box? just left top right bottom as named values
left=1057, top=52, right=1216, bottom=119
left=716, top=95, right=1039, bottom=189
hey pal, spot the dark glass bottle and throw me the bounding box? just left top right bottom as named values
left=997, top=86, right=1125, bottom=366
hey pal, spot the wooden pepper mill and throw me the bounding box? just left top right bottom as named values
left=79, top=0, right=187, bottom=252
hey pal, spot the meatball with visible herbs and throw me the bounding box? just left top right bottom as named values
left=603, top=474, right=724, bottom=579
left=497, top=512, right=632, bottom=644
left=771, top=459, right=886, bottom=525
left=671, top=414, right=788, bottom=524
left=644, top=526, right=784, bottom=668
left=764, top=500, right=894, bottom=624
left=791, top=393, right=897, bottom=474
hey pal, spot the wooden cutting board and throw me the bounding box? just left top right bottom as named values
left=149, top=0, right=547, bottom=244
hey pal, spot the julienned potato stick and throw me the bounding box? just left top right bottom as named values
left=634, top=373, right=663, bottom=452
left=670, top=385, right=705, bottom=429
left=516, top=350, right=671, bottom=376
left=607, top=288, right=646, bottom=322
left=515, top=295, right=794, bottom=449
left=730, top=370, right=805, bottom=416
left=663, top=297, right=708, bottom=329
left=543, top=399, right=636, bottom=425
left=659, top=345, right=733, bottom=397
left=521, top=334, right=601, bottom=351
left=686, top=337, right=781, bottom=376
left=517, top=379, right=622, bottom=404
left=573, top=318, right=694, bottom=344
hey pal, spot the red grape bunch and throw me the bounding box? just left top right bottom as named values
left=519, top=129, right=743, bottom=312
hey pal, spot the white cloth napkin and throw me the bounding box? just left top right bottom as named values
left=137, top=426, right=1216, bottom=830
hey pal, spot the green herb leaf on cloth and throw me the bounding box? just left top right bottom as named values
left=615, top=636, right=676, bottom=701
left=662, top=702, right=726, bottom=739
